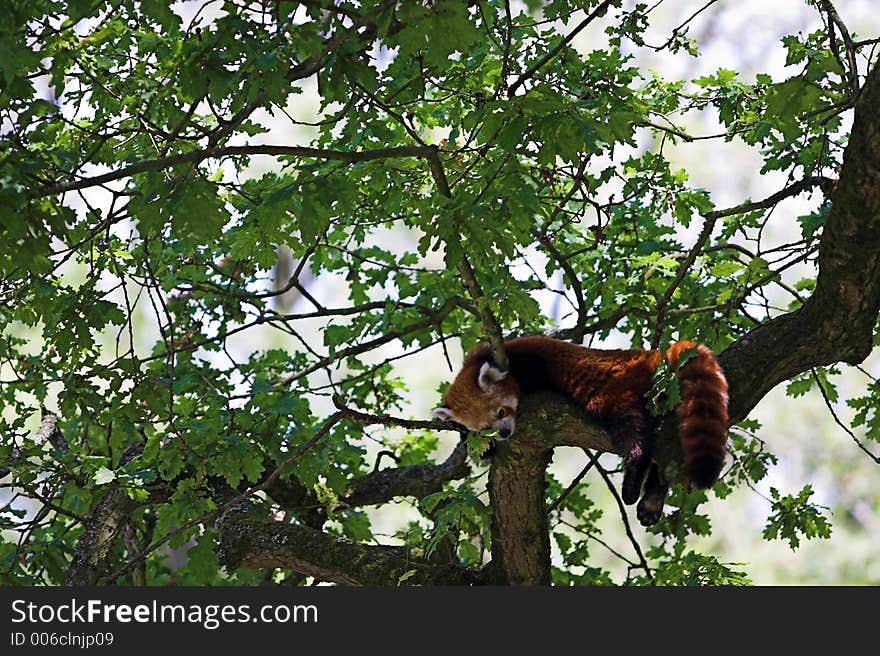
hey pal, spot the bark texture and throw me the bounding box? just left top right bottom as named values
left=216, top=504, right=475, bottom=586
left=488, top=442, right=553, bottom=585
left=339, top=440, right=469, bottom=508
left=65, top=442, right=143, bottom=586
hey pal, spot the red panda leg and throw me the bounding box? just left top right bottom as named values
left=604, top=408, right=655, bottom=505
left=636, top=462, right=667, bottom=527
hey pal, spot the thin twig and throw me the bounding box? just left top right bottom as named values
left=651, top=215, right=715, bottom=349
left=811, top=369, right=880, bottom=464
left=548, top=450, right=600, bottom=513
left=332, top=395, right=462, bottom=433
left=820, top=0, right=860, bottom=96
left=36, top=144, right=432, bottom=198
left=650, top=176, right=831, bottom=349
left=594, top=460, right=653, bottom=580
left=508, top=1, right=614, bottom=96
left=426, top=146, right=509, bottom=371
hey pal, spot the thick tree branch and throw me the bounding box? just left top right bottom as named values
left=489, top=441, right=552, bottom=586
left=35, top=410, right=68, bottom=453
left=487, top=392, right=612, bottom=586
left=65, top=441, right=143, bottom=586
left=65, top=487, right=135, bottom=586
left=262, top=476, right=326, bottom=528
left=215, top=504, right=475, bottom=586
left=217, top=395, right=609, bottom=587
left=338, top=440, right=469, bottom=508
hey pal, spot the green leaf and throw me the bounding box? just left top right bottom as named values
left=141, top=0, right=182, bottom=32
left=340, top=510, right=373, bottom=542
left=786, top=374, right=813, bottom=398
left=93, top=467, right=116, bottom=485
left=397, top=569, right=418, bottom=585
left=185, top=532, right=221, bottom=584
left=763, top=486, right=832, bottom=550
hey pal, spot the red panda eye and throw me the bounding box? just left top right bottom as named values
left=497, top=408, right=506, bottom=419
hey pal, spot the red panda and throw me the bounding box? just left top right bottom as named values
left=432, top=336, right=729, bottom=524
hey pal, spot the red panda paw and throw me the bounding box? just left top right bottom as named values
left=636, top=463, right=667, bottom=526
left=637, top=495, right=664, bottom=527
left=621, top=450, right=651, bottom=505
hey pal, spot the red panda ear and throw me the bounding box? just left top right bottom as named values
left=478, top=362, right=508, bottom=391
left=432, top=407, right=455, bottom=421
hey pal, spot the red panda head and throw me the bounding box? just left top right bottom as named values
left=432, top=359, right=520, bottom=439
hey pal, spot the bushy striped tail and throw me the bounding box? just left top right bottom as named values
left=666, top=341, right=729, bottom=489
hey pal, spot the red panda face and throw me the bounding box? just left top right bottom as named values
left=432, top=362, right=520, bottom=439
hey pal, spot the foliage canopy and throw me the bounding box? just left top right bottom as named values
left=1, top=0, right=878, bottom=586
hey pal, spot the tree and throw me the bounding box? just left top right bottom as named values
left=1, top=0, right=878, bottom=587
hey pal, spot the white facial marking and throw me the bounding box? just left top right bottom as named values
left=478, top=362, right=508, bottom=391
left=432, top=407, right=455, bottom=421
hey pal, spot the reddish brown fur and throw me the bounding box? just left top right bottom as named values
left=666, top=341, right=729, bottom=488
left=439, top=336, right=728, bottom=491
left=441, top=345, right=521, bottom=431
